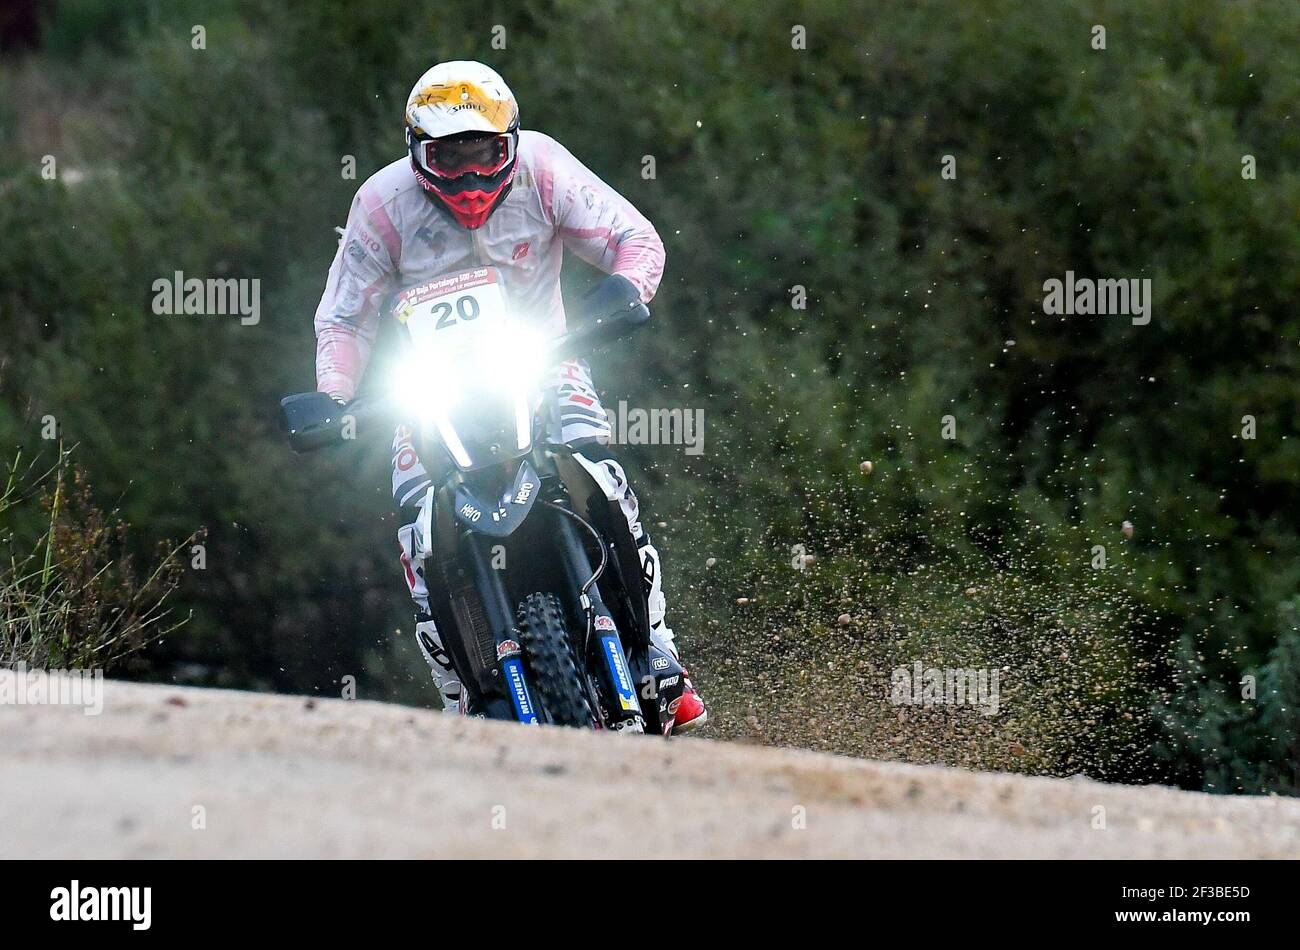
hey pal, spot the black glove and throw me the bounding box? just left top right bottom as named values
left=578, top=274, right=642, bottom=324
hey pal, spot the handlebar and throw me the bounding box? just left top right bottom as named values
left=278, top=391, right=385, bottom=453
left=546, top=301, right=650, bottom=363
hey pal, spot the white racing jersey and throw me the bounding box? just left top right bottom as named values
left=314, top=130, right=666, bottom=400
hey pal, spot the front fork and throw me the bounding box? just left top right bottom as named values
left=549, top=497, right=646, bottom=733
left=459, top=529, right=539, bottom=725
left=456, top=483, right=646, bottom=732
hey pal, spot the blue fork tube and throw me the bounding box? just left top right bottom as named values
left=499, top=654, right=539, bottom=725
left=598, top=633, right=641, bottom=716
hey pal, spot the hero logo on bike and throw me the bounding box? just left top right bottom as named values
left=458, top=502, right=482, bottom=522
left=512, top=481, right=535, bottom=505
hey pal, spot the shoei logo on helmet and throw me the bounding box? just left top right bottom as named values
left=451, top=85, right=484, bottom=114
left=408, top=80, right=513, bottom=133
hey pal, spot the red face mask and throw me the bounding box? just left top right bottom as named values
left=415, top=176, right=510, bottom=229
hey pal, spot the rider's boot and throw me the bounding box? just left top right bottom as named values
left=642, top=541, right=707, bottom=733
left=413, top=612, right=464, bottom=713
left=651, top=624, right=708, bottom=734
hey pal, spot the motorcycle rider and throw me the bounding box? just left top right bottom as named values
left=313, top=60, right=706, bottom=731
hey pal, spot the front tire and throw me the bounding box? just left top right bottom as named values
left=517, top=592, right=593, bottom=728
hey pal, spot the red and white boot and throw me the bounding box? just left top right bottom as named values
left=652, top=622, right=707, bottom=734
left=671, top=669, right=708, bottom=734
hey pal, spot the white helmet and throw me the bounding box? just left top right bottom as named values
left=404, top=61, right=520, bottom=229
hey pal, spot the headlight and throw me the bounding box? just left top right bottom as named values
left=495, top=323, right=550, bottom=393
left=396, top=322, right=549, bottom=410
left=391, top=353, right=451, bottom=420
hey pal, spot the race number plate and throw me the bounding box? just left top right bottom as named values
left=394, top=267, right=508, bottom=348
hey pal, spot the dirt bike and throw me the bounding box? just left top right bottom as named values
left=279, top=267, right=687, bottom=734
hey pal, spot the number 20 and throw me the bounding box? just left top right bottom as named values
left=435, top=294, right=481, bottom=329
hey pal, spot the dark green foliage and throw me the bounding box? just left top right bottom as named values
left=1, top=0, right=1296, bottom=791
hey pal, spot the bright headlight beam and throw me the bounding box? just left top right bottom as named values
left=390, top=319, right=553, bottom=466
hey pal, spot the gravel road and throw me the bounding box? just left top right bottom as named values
left=3, top=680, right=1297, bottom=858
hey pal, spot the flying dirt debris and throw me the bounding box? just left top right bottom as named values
left=2, top=682, right=1297, bottom=859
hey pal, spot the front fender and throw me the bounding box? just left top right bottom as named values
left=451, top=459, right=540, bottom=537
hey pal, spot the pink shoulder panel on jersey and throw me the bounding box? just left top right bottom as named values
left=528, top=134, right=665, bottom=303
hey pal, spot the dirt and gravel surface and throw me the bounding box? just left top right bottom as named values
left=2, top=680, right=1298, bottom=858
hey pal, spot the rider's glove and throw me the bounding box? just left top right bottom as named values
left=577, top=274, right=642, bottom=324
